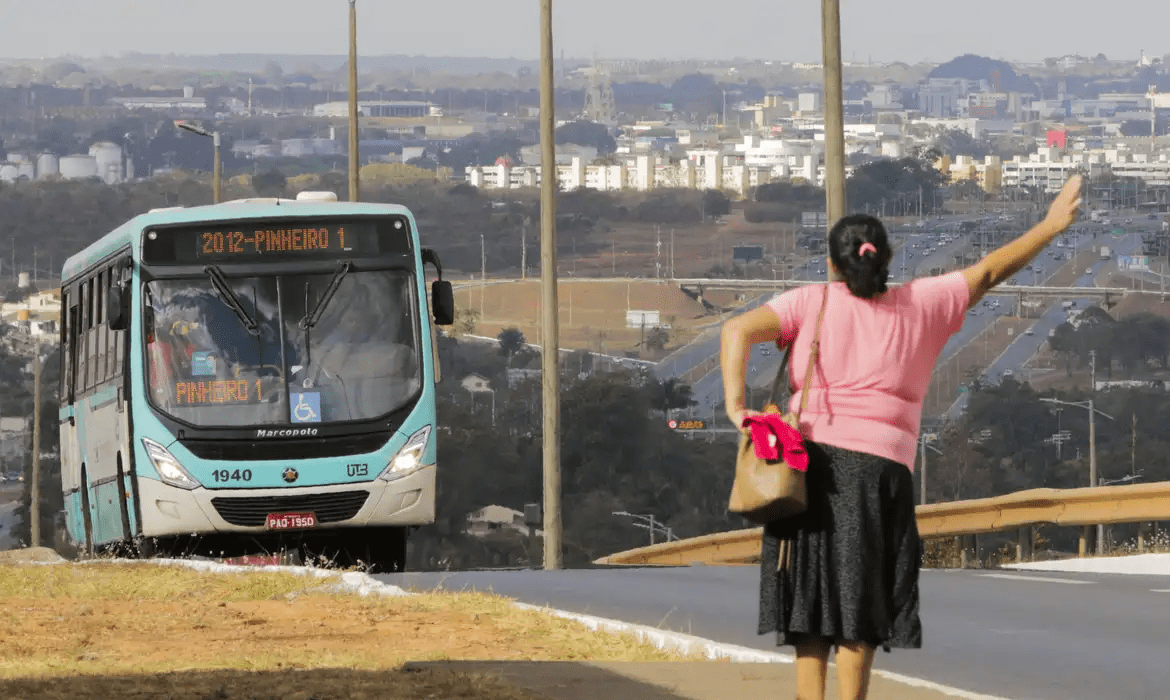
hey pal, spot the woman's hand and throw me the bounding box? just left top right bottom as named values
left=727, top=406, right=764, bottom=430
left=1042, top=174, right=1083, bottom=232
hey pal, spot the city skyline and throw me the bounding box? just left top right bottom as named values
left=0, top=0, right=1166, bottom=67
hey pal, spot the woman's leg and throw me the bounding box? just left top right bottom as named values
left=835, top=641, right=876, bottom=700
left=794, top=637, right=831, bottom=700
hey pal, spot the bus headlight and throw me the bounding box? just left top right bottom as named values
left=142, top=438, right=200, bottom=490
left=378, top=426, right=431, bottom=482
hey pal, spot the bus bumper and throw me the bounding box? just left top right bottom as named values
left=136, top=465, right=436, bottom=538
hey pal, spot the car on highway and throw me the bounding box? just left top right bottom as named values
left=1086, top=267, right=1093, bottom=275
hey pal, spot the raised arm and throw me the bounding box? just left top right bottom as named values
left=720, top=304, right=783, bottom=428
left=961, top=174, right=1083, bottom=309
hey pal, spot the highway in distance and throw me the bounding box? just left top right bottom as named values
left=381, top=566, right=1170, bottom=700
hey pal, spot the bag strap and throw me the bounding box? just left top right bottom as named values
left=765, top=283, right=831, bottom=414
left=766, top=344, right=792, bottom=406
left=795, top=283, right=831, bottom=421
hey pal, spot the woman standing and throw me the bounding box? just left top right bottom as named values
left=719, top=175, right=1082, bottom=700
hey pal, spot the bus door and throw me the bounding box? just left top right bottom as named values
left=109, top=257, right=137, bottom=539
left=59, top=283, right=83, bottom=546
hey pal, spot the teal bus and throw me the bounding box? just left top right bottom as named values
left=58, top=191, right=454, bottom=572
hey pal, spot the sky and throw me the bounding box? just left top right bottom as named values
left=0, top=0, right=1166, bottom=66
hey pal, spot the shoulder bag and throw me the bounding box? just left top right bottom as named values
left=728, top=283, right=830, bottom=524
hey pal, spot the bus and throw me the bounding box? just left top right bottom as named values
left=58, top=191, right=454, bottom=572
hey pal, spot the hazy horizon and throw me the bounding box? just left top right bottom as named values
left=0, top=0, right=1165, bottom=67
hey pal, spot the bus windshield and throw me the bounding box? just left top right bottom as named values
left=144, top=270, right=420, bottom=428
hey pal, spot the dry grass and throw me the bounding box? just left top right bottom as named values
left=0, top=562, right=692, bottom=698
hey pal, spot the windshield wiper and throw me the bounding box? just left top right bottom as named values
left=301, top=261, right=351, bottom=330
left=204, top=265, right=259, bottom=335
left=299, top=261, right=351, bottom=367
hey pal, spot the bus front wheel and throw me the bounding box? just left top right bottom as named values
left=354, top=526, right=407, bottom=574
left=79, top=470, right=94, bottom=558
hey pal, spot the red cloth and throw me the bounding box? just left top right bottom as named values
left=742, top=413, right=809, bottom=472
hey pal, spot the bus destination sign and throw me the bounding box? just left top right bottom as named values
left=143, top=218, right=410, bottom=264
left=172, top=378, right=276, bottom=407
left=196, top=225, right=357, bottom=259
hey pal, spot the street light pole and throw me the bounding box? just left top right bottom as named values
left=918, top=432, right=943, bottom=505
left=1040, top=384, right=1114, bottom=556
left=175, top=121, right=221, bottom=203
left=30, top=340, right=42, bottom=546
left=212, top=131, right=222, bottom=204
left=538, top=0, right=563, bottom=571
left=347, top=0, right=360, bottom=202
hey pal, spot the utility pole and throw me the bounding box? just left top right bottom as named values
left=655, top=225, right=661, bottom=279
left=1132, top=412, right=1137, bottom=476
left=30, top=342, right=41, bottom=547
left=480, top=234, right=486, bottom=320
left=821, top=0, right=846, bottom=281
left=538, top=0, right=563, bottom=571
left=521, top=218, right=528, bottom=280
left=347, top=0, right=360, bottom=202
left=671, top=228, right=675, bottom=280
left=920, top=434, right=927, bottom=506
left=1089, top=349, right=1099, bottom=555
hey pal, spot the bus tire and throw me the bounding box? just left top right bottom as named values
left=116, top=455, right=132, bottom=543
left=79, top=468, right=94, bottom=558
left=359, top=526, right=408, bottom=574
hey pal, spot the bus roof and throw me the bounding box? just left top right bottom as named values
left=61, top=198, right=417, bottom=282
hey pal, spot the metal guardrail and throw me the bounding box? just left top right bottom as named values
left=451, top=276, right=1134, bottom=298
left=595, top=482, right=1170, bottom=566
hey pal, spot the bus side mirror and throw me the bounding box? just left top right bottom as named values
left=431, top=280, right=454, bottom=326
left=421, top=247, right=454, bottom=326
left=107, top=284, right=129, bottom=331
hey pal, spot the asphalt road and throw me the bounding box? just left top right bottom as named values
left=379, top=566, right=1170, bottom=700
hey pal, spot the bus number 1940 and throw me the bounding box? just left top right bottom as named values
left=212, top=469, right=253, bottom=483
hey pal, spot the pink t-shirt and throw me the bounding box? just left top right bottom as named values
left=765, top=271, right=970, bottom=470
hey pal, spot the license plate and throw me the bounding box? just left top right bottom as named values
left=264, top=512, right=317, bottom=530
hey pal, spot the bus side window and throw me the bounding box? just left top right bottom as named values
left=60, top=290, right=71, bottom=400
left=77, top=280, right=88, bottom=394
left=109, top=266, right=122, bottom=378
left=95, top=270, right=107, bottom=386
left=68, top=295, right=80, bottom=402
left=85, top=276, right=96, bottom=391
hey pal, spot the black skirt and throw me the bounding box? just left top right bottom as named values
left=757, top=441, right=923, bottom=652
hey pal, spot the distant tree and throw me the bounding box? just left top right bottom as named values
left=701, top=189, right=731, bottom=219
left=846, top=156, right=947, bottom=216
left=251, top=169, right=287, bottom=197
left=454, top=308, right=479, bottom=337
left=934, top=128, right=991, bottom=160
left=262, top=61, right=285, bottom=88
left=555, top=121, right=617, bottom=155
left=497, top=327, right=526, bottom=363
left=951, top=177, right=984, bottom=201
left=644, top=327, right=670, bottom=353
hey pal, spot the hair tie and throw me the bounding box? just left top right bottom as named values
left=858, top=242, right=877, bottom=257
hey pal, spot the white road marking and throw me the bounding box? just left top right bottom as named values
left=979, top=573, right=1094, bottom=585
left=1151, top=589, right=1170, bottom=593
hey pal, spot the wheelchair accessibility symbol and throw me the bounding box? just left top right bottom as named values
left=290, top=391, right=321, bottom=423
